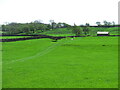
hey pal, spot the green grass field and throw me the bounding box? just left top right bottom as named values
left=0, top=31, right=2, bottom=34
left=0, top=41, right=1, bottom=89
left=40, top=27, right=119, bottom=36
left=0, top=36, right=32, bottom=39
left=2, top=36, right=118, bottom=88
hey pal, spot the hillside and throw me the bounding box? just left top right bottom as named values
left=40, top=27, right=119, bottom=36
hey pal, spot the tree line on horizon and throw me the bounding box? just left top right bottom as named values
left=1, top=20, right=118, bottom=35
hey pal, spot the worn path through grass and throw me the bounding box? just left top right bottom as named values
left=2, top=37, right=118, bottom=88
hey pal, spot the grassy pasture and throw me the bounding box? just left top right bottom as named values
left=0, top=36, right=32, bottom=39
left=40, top=27, right=119, bottom=36
left=0, top=31, right=2, bottom=34
left=2, top=36, right=118, bottom=88
left=46, top=34, right=74, bottom=36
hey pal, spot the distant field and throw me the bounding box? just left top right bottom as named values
left=0, top=36, right=32, bottom=39
left=0, top=31, right=2, bottom=33
left=41, top=28, right=73, bottom=36
left=46, top=34, right=75, bottom=36
left=40, top=27, right=119, bottom=36
left=2, top=37, right=118, bottom=88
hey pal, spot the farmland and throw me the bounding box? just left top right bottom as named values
left=40, top=27, right=119, bottom=36
left=2, top=36, right=118, bottom=88
left=1, top=0, right=119, bottom=88
left=0, top=36, right=32, bottom=39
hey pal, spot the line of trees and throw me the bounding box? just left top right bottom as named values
left=72, top=23, right=90, bottom=36
left=96, top=21, right=116, bottom=26
left=1, top=20, right=118, bottom=35
left=2, top=20, right=71, bottom=35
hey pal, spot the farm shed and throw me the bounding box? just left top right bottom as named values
left=97, top=31, right=110, bottom=36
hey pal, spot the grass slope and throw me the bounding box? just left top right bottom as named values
left=40, top=27, right=119, bottom=36
left=90, top=27, right=119, bottom=35
left=2, top=37, right=118, bottom=88
left=40, top=28, right=74, bottom=36
left=0, top=36, right=32, bottom=39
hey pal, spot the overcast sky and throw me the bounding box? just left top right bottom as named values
left=0, top=0, right=119, bottom=25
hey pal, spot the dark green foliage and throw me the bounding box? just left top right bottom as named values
left=22, top=26, right=30, bottom=35
left=72, top=26, right=83, bottom=36
left=96, top=22, right=101, bottom=26
left=85, top=23, right=90, bottom=26
left=103, top=20, right=112, bottom=26
left=2, top=21, right=71, bottom=35
left=83, top=26, right=90, bottom=35
left=29, top=23, right=35, bottom=33
left=2, top=22, right=51, bottom=35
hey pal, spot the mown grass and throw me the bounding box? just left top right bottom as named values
left=0, top=36, right=32, bottom=39
left=2, top=37, right=118, bottom=88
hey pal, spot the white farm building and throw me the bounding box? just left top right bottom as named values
left=97, top=31, right=110, bottom=36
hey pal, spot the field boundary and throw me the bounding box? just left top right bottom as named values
left=1, top=35, right=120, bottom=42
